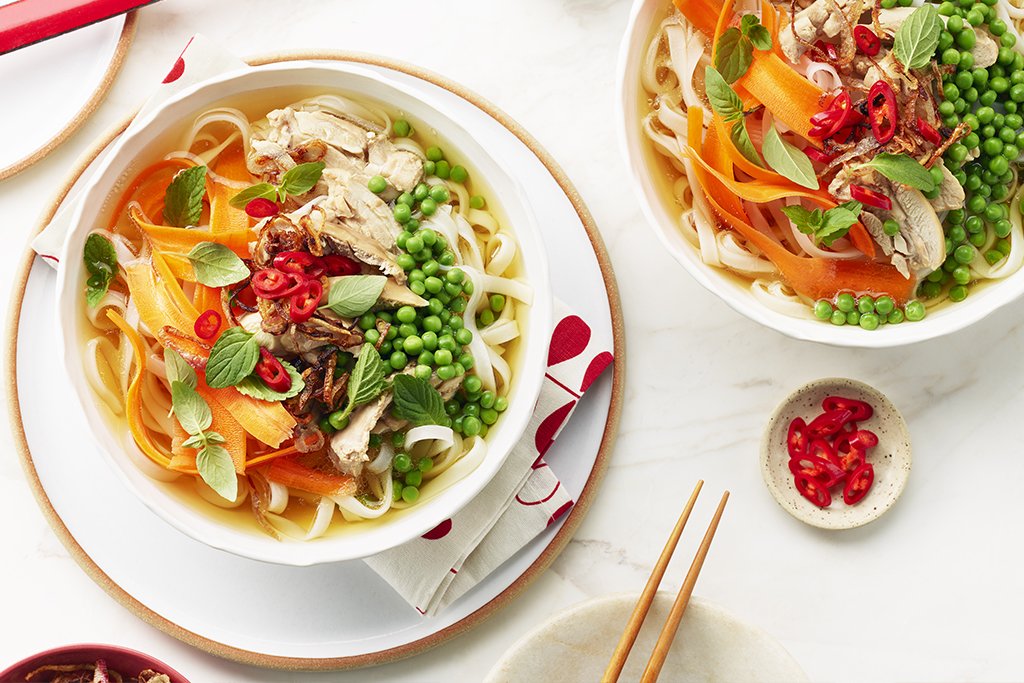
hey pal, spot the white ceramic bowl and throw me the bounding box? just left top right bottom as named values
left=617, top=0, right=1024, bottom=348
left=56, top=62, right=552, bottom=565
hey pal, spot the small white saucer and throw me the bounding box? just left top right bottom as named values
left=485, top=593, right=807, bottom=682
left=761, top=378, right=912, bottom=530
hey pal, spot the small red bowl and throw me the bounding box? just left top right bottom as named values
left=0, top=644, right=189, bottom=682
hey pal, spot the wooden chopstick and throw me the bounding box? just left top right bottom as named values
left=640, top=491, right=730, bottom=682
left=601, top=480, right=704, bottom=683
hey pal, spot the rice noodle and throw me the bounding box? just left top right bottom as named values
left=405, top=425, right=455, bottom=452
left=268, top=494, right=336, bottom=540
left=366, top=441, right=395, bottom=475
left=196, top=476, right=249, bottom=508
left=335, top=473, right=393, bottom=520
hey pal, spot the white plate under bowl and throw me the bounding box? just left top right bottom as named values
left=0, top=8, right=130, bottom=179
left=13, top=55, right=619, bottom=667
left=54, top=61, right=553, bottom=566
left=617, top=0, right=1024, bottom=348
left=761, top=378, right=912, bottom=530
left=485, top=593, right=808, bottom=682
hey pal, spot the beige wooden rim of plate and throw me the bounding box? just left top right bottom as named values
left=5, top=50, right=626, bottom=671
left=0, top=12, right=137, bottom=182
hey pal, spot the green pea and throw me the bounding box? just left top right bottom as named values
left=478, top=308, right=496, bottom=326
left=938, top=0, right=957, bottom=13
left=394, top=203, right=412, bottom=223
left=489, top=294, right=506, bottom=313
left=963, top=132, right=980, bottom=149
left=980, top=89, right=998, bottom=106
left=985, top=204, right=1005, bottom=223
left=927, top=268, right=945, bottom=283
left=393, top=119, right=412, bottom=137
left=948, top=14, right=965, bottom=32
left=463, top=416, right=482, bottom=436
left=423, top=160, right=436, bottom=176
left=399, top=334, right=423, bottom=355
left=947, top=143, right=968, bottom=162
left=1003, top=32, right=1018, bottom=48
left=969, top=231, right=986, bottom=247
left=983, top=137, right=1003, bottom=156
left=985, top=249, right=1004, bottom=264
left=939, top=100, right=956, bottom=117
left=965, top=215, right=984, bottom=233
left=435, top=160, right=451, bottom=179
left=420, top=198, right=438, bottom=216
left=858, top=313, right=880, bottom=330
left=402, top=468, right=422, bottom=487
left=426, top=146, right=444, bottom=162
left=955, top=70, right=974, bottom=90
left=450, top=165, right=469, bottom=183
left=875, top=295, right=895, bottom=315
left=994, top=218, right=1012, bottom=238
left=455, top=328, right=473, bottom=345
left=886, top=309, right=904, bottom=324
left=368, top=175, right=387, bottom=193
left=960, top=51, right=975, bottom=70
left=429, top=185, right=450, bottom=203
left=458, top=353, right=475, bottom=370
left=989, top=155, right=1010, bottom=175
left=920, top=280, right=942, bottom=298
left=469, top=195, right=486, bottom=210
left=952, top=265, right=971, bottom=285
left=999, top=238, right=1012, bottom=255
left=836, top=292, right=855, bottom=312
left=364, top=329, right=381, bottom=345
left=422, top=276, right=441, bottom=294
left=857, top=295, right=875, bottom=314
left=436, top=365, right=457, bottom=381
left=944, top=82, right=961, bottom=101
left=846, top=310, right=861, bottom=325
left=402, top=486, right=420, bottom=504
left=439, top=250, right=456, bottom=267
left=943, top=47, right=963, bottom=65
left=830, top=310, right=846, bottom=326
left=948, top=209, right=966, bottom=225
left=433, top=349, right=453, bottom=366
left=948, top=284, right=968, bottom=302
left=990, top=18, right=1007, bottom=35
left=480, top=408, right=499, bottom=425
left=967, top=194, right=987, bottom=213
left=881, top=219, right=900, bottom=237
left=814, top=300, right=832, bottom=319
left=479, top=391, right=496, bottom=410
left=954, top=244, right=976, bottom=264
left=394, top=453, right=413, bottom=473
left=494, top=396, right=509, bottom=412
left=950, top=225, right=967, bottom=243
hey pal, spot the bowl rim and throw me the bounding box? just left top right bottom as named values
left=616, top=0, right=1024, bottom=349
left=0, top=643, right=191, bottom=682
left=55, top=60, right=552, bottom=565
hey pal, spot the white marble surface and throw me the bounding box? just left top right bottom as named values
left=1, top=1, right=1023, bottom=681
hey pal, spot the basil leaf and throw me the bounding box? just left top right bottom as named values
left=322, top=275, right=387, bottom=318
left=181, top=431, right=225, bottom=450
left=893, top=5, right=942, bottom=70
left=196, top=444, right=238, bottom=501
left=344, top=344, right=386, bottom=416
left=862, top=153, right=937, bottom=191
left=204, top=431, right=226, bottom=445
left=164, top=348, right=197, bottom=389
left=187, top=241, right=250, bottom=287
left=747, top=25, right=772, bottom=51
left=229, top=182, right=277, bottom=209
left=170, top=380, right=212, bottom=435
left=391, top=374, right=448, bottom=426
left=713, top=31, right=753, bottom=85
left=763, top=126, right=819, bottom=190
left=205, top=327, right=260, bottom=389
left=780, top=205, right=819, bottom=231
left=729, top=120, right=764, bottom=168
left=83, top=233, right=118, bottom=307
left=234, top=359, right=306, bottom=401
left=163, top=165, right=207, bottom=227
left=278, top=161, right=325, bottom=197
left=818, top=204, right=862, bottom=246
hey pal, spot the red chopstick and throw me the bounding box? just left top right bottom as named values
left=0, top=0, right=159, bottom=55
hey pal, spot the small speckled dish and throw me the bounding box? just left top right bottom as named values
left=761, top=378, right=911, bottom=530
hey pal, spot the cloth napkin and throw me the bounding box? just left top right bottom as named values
left=32, top=36, right=615, bottom=616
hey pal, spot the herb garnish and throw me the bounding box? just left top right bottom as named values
left=187, top=241, right=250, bottom=287
left=763, top=126, right=819, bottom=190
left=860, top=153, right=937, bottom=192
left=164, top=348, right=197, bottom=388
left=235, top=359, right=305, bottom=401
left=714, top=14, right=772, bottom=83
left=705, top=66, right=763, bottom=167
left=170, top=380, right=235, bottom=501
left=205, top=327, right=261, bottom=389
left=332, top=343, right=386, bottom=423
left=321, top=275, right=387, bottom=318
left=83, top=233, right=118, bottom=307
left=229, top=161, right=326, bottom=208
left=392, top=375, right=449, bottom=426
left=892, top=5, right=942, bottom=70
left=163, top=166, right=208, bottom=228
left=781, top=201, right=863, bottom=246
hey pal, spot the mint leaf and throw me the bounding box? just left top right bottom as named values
left=762, top=126, right=819, bottom=190
left=229, top=182, right=277, bottom=209
left=187, top=241, right=250, bottom=287
left=205, top=327, right=260, bottom=389
left=740, top=14, right=759, bottom=33
left=170, top=380, right=212, bottom=435
left=322, top=275, right=387, bottom=318
left=336, top=344, right=386, bottom=421
left=83, top=233, right=118, bottom=307
left=278, top=161, right=325, bottom=197
left=747, top=24, right=772, bottom=51
left=196, top=443, right=238, bottom=501
left=234, top=359, right=305, bottom=401
left=893, top=5, right=942, bottom=70
left=861, top=153, right=937, bottom=192
left=704, top=66, right=745, bottom=120
left=164, top=348, right=197, bottom=389
left=781, top=205, right=819, bottom=231
left=713, top=30, right=753, bottom=84
left=818, top=203, right=863, bottom=246
left=392, top=374, right=448, bottom=426
left=163, top=165, right=207, bottom=227
left=729, top=120, right=764, bottom=168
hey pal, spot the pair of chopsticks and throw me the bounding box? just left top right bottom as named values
left=602, top=480, right=729, bottom=682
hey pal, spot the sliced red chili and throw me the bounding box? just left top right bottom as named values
left=251, top=268, right=305, bottom=300
left=853, top=25, right=881, bottom=56
left=848, top=429, right=879, bottom=450
left=850, top=184, right=893, bottom=211
left=916, top=117, right=942, bottom=145
left=814, top=40, right=839, bottom=62
left=193, top=309, right=222, bottom=340
left=809, top=91, right=857, bottom=140
left=289, top=280, right=323, bottom=323
left=320, top=254, right=361, bottom=276
left=806, top=409, right=854, bottom=439
left=789, top=454, right=846, bottom=488
left=274, top=251, right=323, bottom=277
left=867, top=80, right=898, bottom=144
left=245, top=198, right=279, bottom=218
left=805, top=147, right=837, bottom=164
left=831, top=434, right=867, bottom=473
left=787, top=417, right=809, bottom=459
left=254, top=347, right=292, bottom=392
left=229, top=283, right=259, bottom=317
left=795, top=473, right=832, bottom=508
left=822, top=396, right=874, bottom=421
left=843, top=463, right=874, bottom=505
